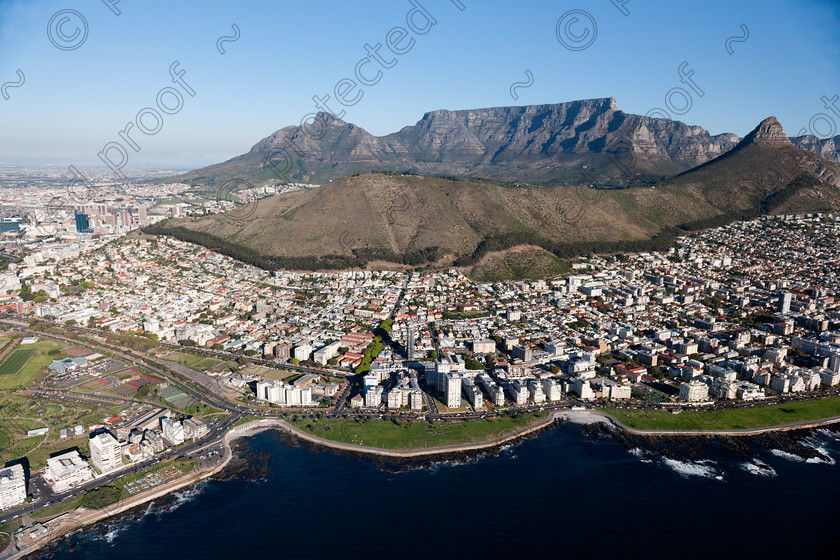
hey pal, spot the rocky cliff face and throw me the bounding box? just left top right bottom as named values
left=174, top=98, right=745, bottom=186
left=791, top=134, right=840, bottom=164
left=168, top=99, right=837, bottom=187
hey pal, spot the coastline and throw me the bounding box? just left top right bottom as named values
left=223, top=413, right=560, bottom=459
left=7, top=408, right=840, bottom=558
left=586, top=410, right=840, bottom=437
left=4, top=438, right=235, bottom=560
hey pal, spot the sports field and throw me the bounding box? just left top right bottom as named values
left=0, top=348, right=35, bottom=375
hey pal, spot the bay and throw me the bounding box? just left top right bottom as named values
left=38, top=424, right=840, bottom=559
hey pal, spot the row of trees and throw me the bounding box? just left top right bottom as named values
left=142, top=223, right=441, bottom=270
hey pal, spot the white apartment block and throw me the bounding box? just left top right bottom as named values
left=528, top=379, right=546, bottom=403
left=0, top=464, right=26, bottom=510
left=161, top=417, right=185, bottom=445
left=542, top=378, right=563, bottom=401
left=462, top=377, right=484, bottom=408
left=679, top=381, right=709, bottom=402
left=256, top=380, right=313, bottom=407
left=506, top=380, right=528, bottom=405
left=409, top=390, right=424, bottom=411
left=365, top=385, right=384, bottom=408
left=820, top=369, right=840, bottom=387
left=313, top=341, right=342, bottom=365
left=294, top=344, right=313, bottom=361
left=44, top=450, right=94, bottom=492
left=89, top=431, right=122, bottom=473
left=445, top=373, right=462, bottom=408
left=478, top=374, right=505, bottom=406
left=604, top=384, right=632, bottom=400
left=573, top=378, right=595, bottom=401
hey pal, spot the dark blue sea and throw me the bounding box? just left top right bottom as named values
left=36, top=423, right=840, bottom=560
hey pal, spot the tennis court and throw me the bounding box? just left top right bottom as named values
left=63, top=348, right=93, bottom=358
left=79, top=378, right=112, bottom=390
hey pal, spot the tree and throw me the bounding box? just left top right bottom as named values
left=465, top=356, right=484, bottom=370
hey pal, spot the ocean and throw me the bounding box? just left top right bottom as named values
left=34, top=423, right=840, bottom=559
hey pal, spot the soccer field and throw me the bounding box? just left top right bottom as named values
left=0, top=348, right=36, bottom=375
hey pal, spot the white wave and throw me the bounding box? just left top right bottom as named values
left=771, top=447, right=835, bottom=465
left=663, top=458, right=722, bottom=480
left=770, top=449, right=806, bottom=462
left=806, top=446, right=835, bottom=465
left=815, top=428, right=840, bottom=441
left=628, top=448, right=654, bottom=463
left=166, top=484, right=205, bottom=512
left=741, top=459, right=777, bottom=477
left=91, top=521, right=126, bottom=545
left=136, top=501, right=155, bottom=521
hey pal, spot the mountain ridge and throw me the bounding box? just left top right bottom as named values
left=163, top=98, right=840, bottom=188
left=147, top=117, right=840, bottom=278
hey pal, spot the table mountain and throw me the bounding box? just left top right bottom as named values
left=147, top=117, right=840, bottom=277
left=166, top=98, right=743, bottom=187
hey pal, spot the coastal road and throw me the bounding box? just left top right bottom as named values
left=0, top=411, right=243, bottom=528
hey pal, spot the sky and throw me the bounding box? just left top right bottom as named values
left=0, top=0, right=839, bottom=170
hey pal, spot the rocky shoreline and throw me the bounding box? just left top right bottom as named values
left=12, top=412, right=840, bottom=558
left=258, top=419, right=560, bottom=472
left=583, top=420, right=840, bottom=465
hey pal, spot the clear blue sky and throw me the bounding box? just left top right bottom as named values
left=1, top=0, right=839, bottom=168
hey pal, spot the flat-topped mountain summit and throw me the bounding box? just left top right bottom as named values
left=148, top=116, right=840, bottom=279
left=164, top=99, right=840, bottom=188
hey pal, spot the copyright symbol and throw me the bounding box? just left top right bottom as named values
left=216, top=179, right=258, bottom=223
left=556, top=10, right=597, bottom=51
left=48, top=9, right=89, bottom=51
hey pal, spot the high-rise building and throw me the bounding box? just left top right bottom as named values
left=406, top=327, right=415, bottom=362
left=778, top=291, right=792, bottom=314
left=273, top=342, right=290, bottom=360
left=831, top=353, right=840, bottom=374
left=74, top=210, right=91, bottom=233
left=90, top=431, right=122, bottom=473
left=679, top=381, right=709, bottom=402
left=0, top=464, right=26, bottom=511
left=445, top=373, right=462, bottom=408
left=365, top=385, right=383, bottom=407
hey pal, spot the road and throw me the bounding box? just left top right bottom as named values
left=0, top=411, right=242, bottom=531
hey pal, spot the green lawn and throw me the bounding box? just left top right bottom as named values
left=0, top=393, right=129, bottom=466
left=32, top=495, right=83, bottom=521
left=288, top=413, right=549, bottom=450
left=80, top=486, right=121, bottom=509
left=0, top=340, right=64, bottom=390
left=1, top=435, right=46, bottom=464
left=0, top=348, right=36, bottom=375
left=184, top=402, right=222, bottom=417
left=191, top=357, right=224, bottom=372
left=25, top=435, right=90, bottom=471
left=0, top=429, right=13, bottom=452
left=164, top=351, right=209, bottom=369
left=433, top=397, right=471, bottom=414
left=233, top=415, right=261, bottom=427
left=604, top=396, right=840, bottom=431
